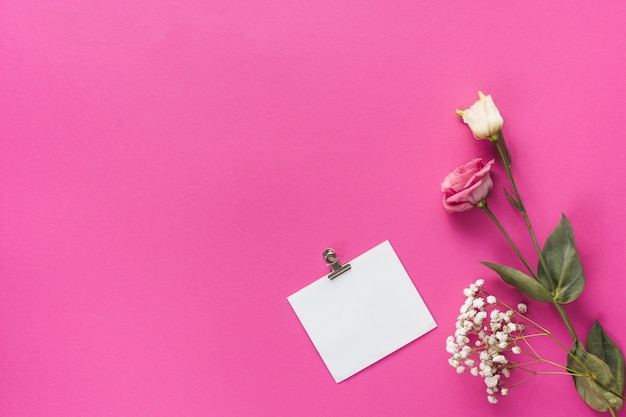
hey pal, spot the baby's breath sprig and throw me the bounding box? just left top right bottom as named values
left=445, top=279, right=611, bottom=405
left=446, top=279, right=538, bottom=404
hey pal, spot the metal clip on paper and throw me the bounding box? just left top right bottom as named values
left=323, top=248, right=351, bottom=280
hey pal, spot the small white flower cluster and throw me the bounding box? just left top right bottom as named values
left=446, top=279, right=527, bottom=404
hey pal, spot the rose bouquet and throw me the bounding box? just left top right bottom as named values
left=443, top=92, right=625, bottom=415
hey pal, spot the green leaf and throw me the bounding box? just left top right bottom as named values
left=537, top=214, right=585, bottom=304
left=503, top=188, right=522, bottom=211
left=587, top=321, right=625, bottom=398
left=568, top=341, right=624, bottom=412
left=481, top=262, right=552, bottom=302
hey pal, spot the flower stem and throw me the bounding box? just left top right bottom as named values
left=497, top=300, right=576, bottom=361
left=554, top=302, right=579, bottom=344
left=493, top=133, right=581, bottom=343
left=493, top=135, right=545, bottom=264
left=478, top=202, right=537, bottom=279
left=516, top=368, right=583, bottom=377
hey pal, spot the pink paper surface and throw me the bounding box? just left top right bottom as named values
left=1, top=1, right=625, bottom=416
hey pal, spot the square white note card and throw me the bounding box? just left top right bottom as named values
left=287, top=240, right=436, bottom=383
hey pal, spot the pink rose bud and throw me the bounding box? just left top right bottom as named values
left=441, top=158, right=495, bottom=213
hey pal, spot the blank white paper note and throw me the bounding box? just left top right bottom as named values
left=287, top=240, right=436, bottom=383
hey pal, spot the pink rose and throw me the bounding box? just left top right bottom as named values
left=441, top=158, right=495, bottom=213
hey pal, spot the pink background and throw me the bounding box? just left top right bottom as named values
left=1, top=1, right=625, bottom=416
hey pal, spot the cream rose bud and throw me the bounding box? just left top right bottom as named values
left=458, top=91, right=504, bottom=141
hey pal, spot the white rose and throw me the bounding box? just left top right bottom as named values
left=457, top=91, right=504, bottom=141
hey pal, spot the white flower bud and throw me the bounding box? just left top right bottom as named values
left=458, top=91, right=504, bottom=141
left=484, top=375, right=500, bottom=388
left=492, top=355, right=507, bottom=364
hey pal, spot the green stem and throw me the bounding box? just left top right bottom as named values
left=516, top=368, right=584, bottom=377
left=554, top=303, right=579, bottom=344
left=510, top=353, right=626, bottom=399
left=497, top=300, right=584, bottom=372
left=493, top=133, right=581, bottom=343
left=478, top=202, right=537, bottom=279
left=494, top=136, right=544, bottom=263
left=515, top=333, right=549, bottom=341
